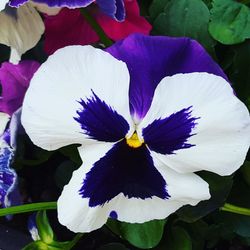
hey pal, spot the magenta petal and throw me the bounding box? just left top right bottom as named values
left=106, top=34, right=227, bottom=120
left=0, top=61, right=40, bottom=115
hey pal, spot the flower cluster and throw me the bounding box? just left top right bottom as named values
left=0, top=0, right=250, bottom=249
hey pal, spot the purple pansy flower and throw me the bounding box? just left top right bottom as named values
left=21, top=34, right=250, bottom=233
left=0, top=61, right=40, bottom=115
left=8, top=0, right=125, bottom=21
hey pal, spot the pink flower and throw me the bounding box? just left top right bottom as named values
left=0, top=61, right=40, bottom=115
left=44, top=0, right=152, bottom=55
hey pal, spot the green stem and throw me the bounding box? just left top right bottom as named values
left=0, top=202, right=57, bottom=217
left=80, top=8, right=113, bottom=47
left=65, top=233, right=84, bottom=250
left=220, top=203, right=250, bottom=216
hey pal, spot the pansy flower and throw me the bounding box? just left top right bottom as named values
left=44, top=0, right=151, bottom=55
left=9, top=0, right=126, bottom=21
left=21, top=34, right=250, bottom=232
left=0, top=60, right=40, bottom=115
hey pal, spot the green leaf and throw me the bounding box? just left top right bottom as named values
left=177, top=172, right=233, bottom=222
left=36, top=211, right=54, bottom=244
left=165, top=226, right=192, bottom=250
left=209, top=0, right=250, bottom=44
left=152, top=0, right=215, bottom=52
left=107, top=219, right=166, bottom=249
left=149, top=0, right=170, bottom=20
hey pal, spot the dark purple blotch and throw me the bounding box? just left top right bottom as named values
left=79, top=140, right=170, bottom=207
left=74, top=91, right=129, bottom=142
left=143, top=107, right=199, bottom=155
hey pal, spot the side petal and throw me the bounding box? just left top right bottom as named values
left=106, top=34, right=227, bottom=122
left=138, top=73, right=250, bottom=175
left=22, top=46, right=133, bottom=151
left=58, top=144, right=210, bottom=233
left=0, top=3, right=44, bottom=64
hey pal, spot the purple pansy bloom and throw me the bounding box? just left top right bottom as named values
left=0, top=61, right=40, bottom=115
left=21, top=34, right=250, bottom=233
left=8, top=0, right=125, bottom=21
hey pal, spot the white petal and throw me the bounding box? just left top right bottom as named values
left=22, top=46, right=133, bottom=151
left=0, top=3, right=44, bottom=64
left=0, top=112, right=10, bottom=136
left=138, top=73, right=250, bottom=175
left=58, top=145, right=210, bottom=233
left=57, top=143, right=115, bottom=233
left=30, top=2, right=62, bottom=16
left=0, top=0, right=8, bottom=11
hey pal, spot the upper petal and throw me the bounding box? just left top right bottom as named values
left=106, top=34, right=227, bottom=122
left=138, top=72, right=250, bottom=175
left=21, top=45, right=133, bottom=151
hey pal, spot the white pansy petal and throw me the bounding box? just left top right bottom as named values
left=0, top=0, right=8, bottom=11
left=0, top=3, right=44, bottom=64
left=58, top=143, right=115, bottom=233
left=138, top=72, right=250, bottom=175
left=30, top=2, right=61, bottom=15
left=0, top=112, right=10, bottom=136
left=22, top=46, right=133, bottom=151
left=58, top=143, right=210, bottom=233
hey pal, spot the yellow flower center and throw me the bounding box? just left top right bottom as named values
left=126, top=132, right=143, bottom=148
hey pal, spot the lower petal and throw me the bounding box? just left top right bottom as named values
left=58, top=143, right=210, bottom=232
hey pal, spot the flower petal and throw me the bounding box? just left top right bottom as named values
left=0, top=3, right=44, bottom=63
left=138, top=72, right=250, bottom=175
left=0, top=113, right=10, bottom=136
left=96, top=0, right=125, bottom=21
left=0, top=61, right=40, bottom=115
left=106, top=34, right=227, bottom=122
left=30, top=2, right=61, bottom=15
left=58, top=144, right=209, bottom=232
left=21, top=46, right=133, bottom=151
left=0, top=0, right=8, bottom=11
left=10, top=0, right=94, bottom=8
